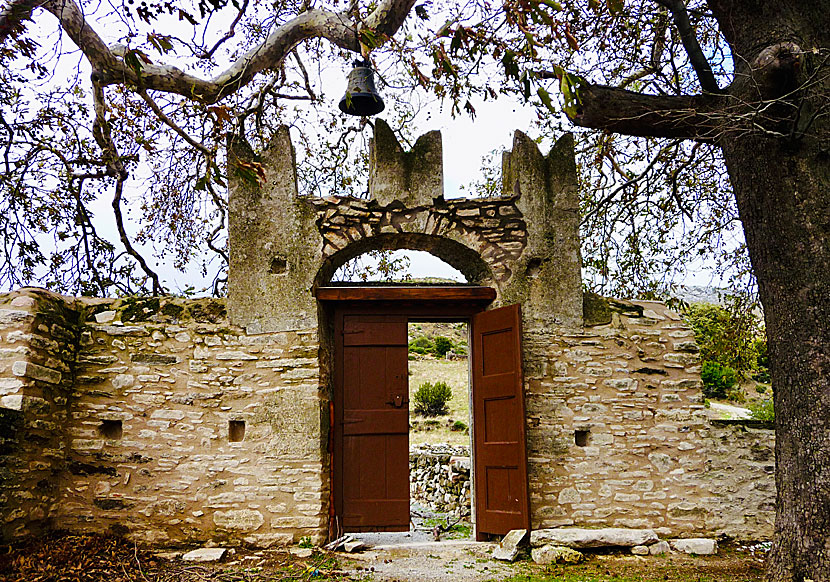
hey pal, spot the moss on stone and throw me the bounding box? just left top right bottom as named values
left=583, top=292, right=612, bottom=326
left=188, top=300, right=227, bottom=323
left=120, top=297, right=161, bottom=322
left=160, top=302, right=184, bottom=318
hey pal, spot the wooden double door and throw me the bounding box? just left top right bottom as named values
left=332, top=302, right=530, bottom=538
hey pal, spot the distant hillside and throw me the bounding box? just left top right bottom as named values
left=675, top=285, right=724, bottom=305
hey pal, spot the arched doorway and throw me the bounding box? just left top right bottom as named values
left=316, top=242, right=530, bottom=541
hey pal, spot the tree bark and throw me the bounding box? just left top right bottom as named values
left=5, top=0, right=417, bottom=104
left=712, top=6, right=830, bottom=582
left=722, top=112, right=830, bottom=582
left=572, top=3, right=830, bottom=580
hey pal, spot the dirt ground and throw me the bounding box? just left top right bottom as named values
left=0, top=533, right=767, bottom=582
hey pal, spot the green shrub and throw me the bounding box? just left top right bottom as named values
left=450, top=420, right=468, bottom=432
left=683, top=302, right=762, bottom=375
left=700, top=361, right=738, bottom=399
left=725, top=387, right=746, bottom=403
left=748, top=399, right=774, bottom=422
left=755, top=384, right=768, bottom=394
left=432, top=336, right=454, bottom=357
left=413, top=381, right=453, bottom=416
left=409, top=336, right=433, bottom=353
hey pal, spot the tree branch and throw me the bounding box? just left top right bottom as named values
left=570, top=83, right=728, bottom=141
left=136, top=89, right=213, bottom=156
left=0, top=0, right=40, bottom=42
left=92, top=82, right=165, bottom=294
left=27, top=0, right=416, bottom=104
left=652, top=0, right=721, bottom=93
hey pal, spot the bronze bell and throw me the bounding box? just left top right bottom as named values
left=338, top=59, right=385, bottom=117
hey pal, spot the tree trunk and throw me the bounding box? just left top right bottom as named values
left=711, top=5, right=830, bottom=579
left=568, top=2, right=829, bottom=577
left=722, top=125, right=830, bottom=582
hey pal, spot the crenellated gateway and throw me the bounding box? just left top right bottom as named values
left=0, top=121, right=775, bottom=546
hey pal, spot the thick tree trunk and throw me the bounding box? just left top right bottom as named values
left=574, top=4, right=830, bottom=578
left=712, top=5, right=830, bottom=580
left=722, top=127, right=830, bottom=582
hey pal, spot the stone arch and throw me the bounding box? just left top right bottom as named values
left=227, top=120, right=583, bottom=333
left=314, top=232, right=495, bottom=288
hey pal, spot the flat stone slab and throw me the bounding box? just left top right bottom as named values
left=343, top=540, right=367, bottom=553
left=493, top=529, right=527, bottom=561
left=531, top=545, right=584, bottom=565
left=530, top=528, right=658, bottom=548
left=670, top=538, right=718, bottom=555
left=182, top=548, right=227, bottom=562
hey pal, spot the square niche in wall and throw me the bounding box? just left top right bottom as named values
left=99, top=419, right=123, bottom=440
left=574, top=429, right=590, bottom=447
left=229, top=420, right=246, bottom=442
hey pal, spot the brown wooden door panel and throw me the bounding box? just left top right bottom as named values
left=343, top=316, right=408, bottom=346
left=336, top=314, right=410, bottom=533
left=342, top=410, right=408, bottom=434
left=472, top=304, right=530, bottom=537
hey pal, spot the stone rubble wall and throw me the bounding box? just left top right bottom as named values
left=0, top=290, right=80, bottom=541
left=0, top=289, right=777, bottom=545
left=409, top=444, right=471, bottom=517
left=697, top=421, right=775, bottom=539
left=0, top=290, right=328, bottom=547
left=525, top=297, right=741, bottom=537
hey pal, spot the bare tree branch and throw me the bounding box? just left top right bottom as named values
left=570, top=83, right=727, bottom=141
left=136, top=89, right=213, bottom=156
left=13, top=0, right=417, bottom=104
left=652, top=0, right=722, bottom=93
left=197, top=0, right=249, bottom=59
left=92, top=82, right=164, bottom=294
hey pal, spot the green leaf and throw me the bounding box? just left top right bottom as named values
left=147, top=33, right=174, bottom=55
left=606, top=0, right=624, bottom=14
left=123, top=49, right=147, bottom=76
left=500, top=50, right=519, bottom=80
left=359, top=28, right=380, bottom=49
left=537, top=87, right=556, bottom=113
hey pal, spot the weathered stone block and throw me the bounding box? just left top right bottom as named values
left=670, top=538, right=717, bottom=555
left=530, top=528, right=658, bottom=548
left=12, top=361, right=61, bottom=384
left=213, top=509, right=265, bottom=531
left=531, top=545, right=584, bottom=564
left=182, top=548, right=227, bottom=562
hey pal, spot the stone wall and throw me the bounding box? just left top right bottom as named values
left=58, top=295, right=326, bottom=546
left=409, top=444, right=471, bottom=517
left=0, top=289, right=777, bottom=545
left=698, top=420, right=776, bottom=539
left=0, top=290, right=79, bottom=541
left=524, top=297, right=714, bottom=536
left=0, top=290, right=328, bottom=547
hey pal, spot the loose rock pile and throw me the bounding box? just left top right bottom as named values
left=409, top=444, right=471, bottom=517
left=528, top=528, right=718, bottom=564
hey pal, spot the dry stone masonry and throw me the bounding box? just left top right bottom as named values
left=409, top=444, right=471, bottom=517
left=0, top=121, right=776, bottom=546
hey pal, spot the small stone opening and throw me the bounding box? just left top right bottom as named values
left=269, top=256, right=288, bottom=274
left=574, top=429, right=590, bottom=447
left=99, top=420, right=122, bottom=440
left=229, top=420, right=246, bottom=442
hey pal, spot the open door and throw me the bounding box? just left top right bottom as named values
left=335, top=314, right=410, bottom=532
left=472, top=304, right=530, bottom=537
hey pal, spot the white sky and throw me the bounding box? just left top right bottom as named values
left=21, top=5, right=731, bottom=294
